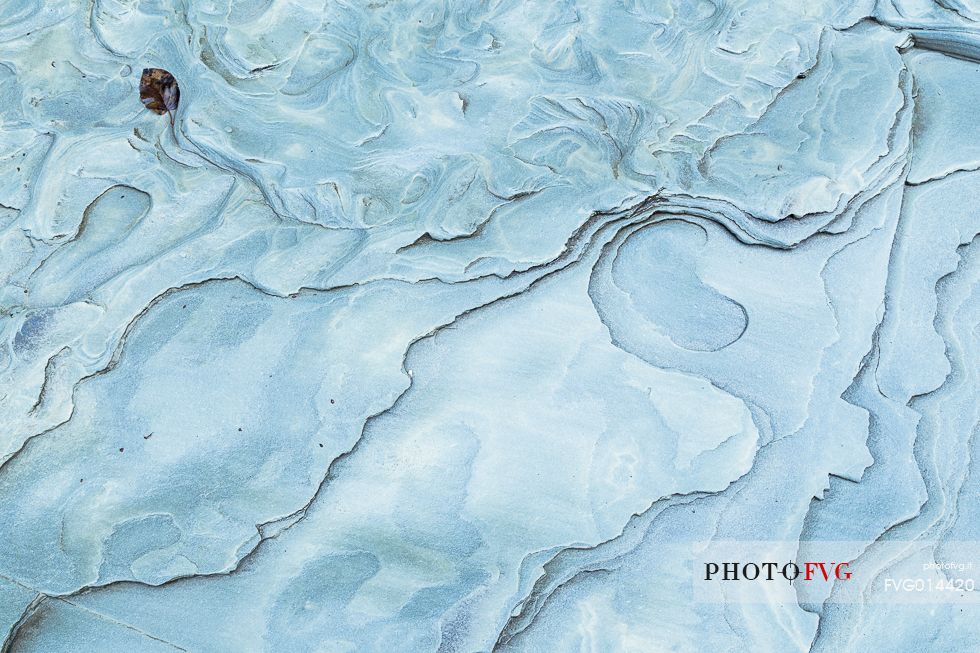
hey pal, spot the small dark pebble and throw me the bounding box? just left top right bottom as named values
left=119, top=447, right=124, bottom=452
left=318, top=443, right=323, bottom=448
left=238, top=427, right=242, bottom=432
left=330, top=399, right=335, bottom=404
left=80, top=479, right=84, bottom=483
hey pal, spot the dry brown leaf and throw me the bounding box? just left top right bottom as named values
left=139, top=68, right=180, bottom=125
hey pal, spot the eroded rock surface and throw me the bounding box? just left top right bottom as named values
left=0, top=1, right=978, bottom=651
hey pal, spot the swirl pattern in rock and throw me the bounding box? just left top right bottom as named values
left=0, top=0, right=979, bottom=651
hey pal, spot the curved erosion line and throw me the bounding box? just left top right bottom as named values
left=5, top=187, right=876, bottom=647
left=0, top=191, right=696, bottom=479
left=490, top=424, right=791, bottom=651
left=40, top=195, right=665, bottom=602
left=807, top=235, right=980, bottom=653
left=910, top=29, right=980, bottom=63
left=0, top=592, right=45, bottom=653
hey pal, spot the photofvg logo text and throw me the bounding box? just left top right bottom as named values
left=693, top=541, right=980, bottom=604
left=704, top=560, right=851, bottom=583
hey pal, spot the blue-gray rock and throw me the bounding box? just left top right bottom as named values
left=0, top=0, right=978, bottom=651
